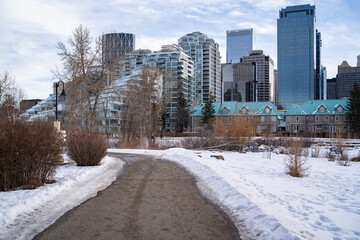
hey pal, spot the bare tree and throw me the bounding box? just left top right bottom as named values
left=55, top=25, right=122, bottom=132
left=120, top=66, right=162, bottom=147
left=0, top=71, right=25, bottom=123
left=284, top=137, right=310, bottom=177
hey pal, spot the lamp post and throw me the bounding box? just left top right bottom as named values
left=54, top=80, right=66, bottom=131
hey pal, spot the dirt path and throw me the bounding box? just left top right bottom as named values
left=34, top=153, right=240, bottom=240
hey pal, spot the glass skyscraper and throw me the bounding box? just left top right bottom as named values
left=226, top=28, right=255, bottom=63
left=277, top=4, right=316, bottom=108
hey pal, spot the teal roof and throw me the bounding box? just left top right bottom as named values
left=218, top=101, right=237, bottom=116
left=236, top=102, right=277, bottom=115
left=286, top=99, right=348, bottom=115
left=191, top=101, right=278, bottom=117
left=191, top=105, right=203, bottom=117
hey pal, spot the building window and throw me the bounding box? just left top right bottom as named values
left=325, top=116, right=329, bottom=121
left=331, top=126, right=336, bottom=133
left=240, top=107, right=247, bottom=114
left=335, top=116, right=339, bottom=122
left=336, top=106, right=343, bottom=113
left=222, top=107, right=230, bottom=115
left=296, top=116, right=300, bottom=122
left=264, top=107, right=271, bottom=114
left=323, top=126, right=328, bottom=132
left=261, top=116, right=265, bottom=122
left=293, top=125, right=299, bottom=132
left=315, top=116, right=319, bottom=122
left=319, top=106, right=326, bottom=113
left=228, top=117, right=232, bottom=122
left=311, top=126, right=316, bottom=133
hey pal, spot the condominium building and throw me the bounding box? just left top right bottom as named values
left=146, top=44, right=195, bottom=131
left=277, top=4, right=316, bottom=108
left=122, top=49, right=152, bottom=76
left=178, top=32, right=222, bottom=104
left=241, top=50, right=275, bottom=102
left=226, top=28, right=255, bottom=63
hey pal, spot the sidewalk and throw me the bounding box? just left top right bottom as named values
left=34, top=153, right=240, bottom=240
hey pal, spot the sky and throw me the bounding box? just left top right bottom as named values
left=1, top=0, right=359, bottom=99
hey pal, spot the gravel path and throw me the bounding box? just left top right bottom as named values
left=34, top=153, right=240, bottom=240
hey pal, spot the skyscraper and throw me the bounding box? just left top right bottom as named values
left=277, top=4, right=316, bottom=108
left=222, top=62, right=256, bottom=102
left=336, top=61, right=360, bottom=99
left=102, top=33, right=135, bottom=66
left=178, top=32, right=222, bottom=104
left=315, top=30, right=327, bottom=100
left=240, top=50, right=275, bottom=102
left=226, top=28, right=255, bottom=63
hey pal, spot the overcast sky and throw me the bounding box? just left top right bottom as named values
left=1, top=0, right=359, bottom=99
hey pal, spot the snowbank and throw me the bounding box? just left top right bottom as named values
left=0, top=156, right=124, bottom=240
left=109, top=148, right=360, bottom=240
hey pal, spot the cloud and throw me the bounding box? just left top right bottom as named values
left=0, top=0, right=359, bottom=98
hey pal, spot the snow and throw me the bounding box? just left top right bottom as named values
left=108, top=148, right=360, bottom=240
left=1, top=146, right=360, bottom=240
left=0, top=156, right=124, bottom=240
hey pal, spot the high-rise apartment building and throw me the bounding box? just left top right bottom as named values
left=277, top=4, right=316, bottom=108
left=240, top=50, right=275, bottom=102
left=226, top=28, right=255, bottom=63
left=102, top=33, right=135, bottom=66
left=122, top=49, right=152, bottom=76
left=336, top=61, right=360, bottom=99
left=178, top=32, right=222, bottom=104
left=146, top=44, right=195, bottom=131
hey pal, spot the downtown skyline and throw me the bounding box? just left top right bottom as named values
left=1, top=0, right=359, bottom=99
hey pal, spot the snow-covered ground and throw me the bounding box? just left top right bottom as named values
left=109, top=148, right=360, bottom=240
left=0, top=156, right=124, bottom=240
left=1, top=146, right=360, bottom=240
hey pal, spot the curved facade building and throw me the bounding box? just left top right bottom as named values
left=102, top=33, right=135, bottom=66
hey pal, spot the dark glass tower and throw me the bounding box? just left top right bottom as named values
left=277, top=4, right=316, bottom=108
left=102, top=33, right=135, bottom=66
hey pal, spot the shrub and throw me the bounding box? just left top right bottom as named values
left=311, top=145, right=321, bottom=158
left=67, top=131, right=108, bottom=166
left=182, top=127, right=224, bottom=149
left=0, top=121, right=64, bottom=191
left=284, top=138, right=310, bottom=177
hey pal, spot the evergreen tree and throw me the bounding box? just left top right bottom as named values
left=346, top=82, right=360, bottom=136
left=201, top=94, right=215, bottom=125
left=175, top=93, right=190, bottom=133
